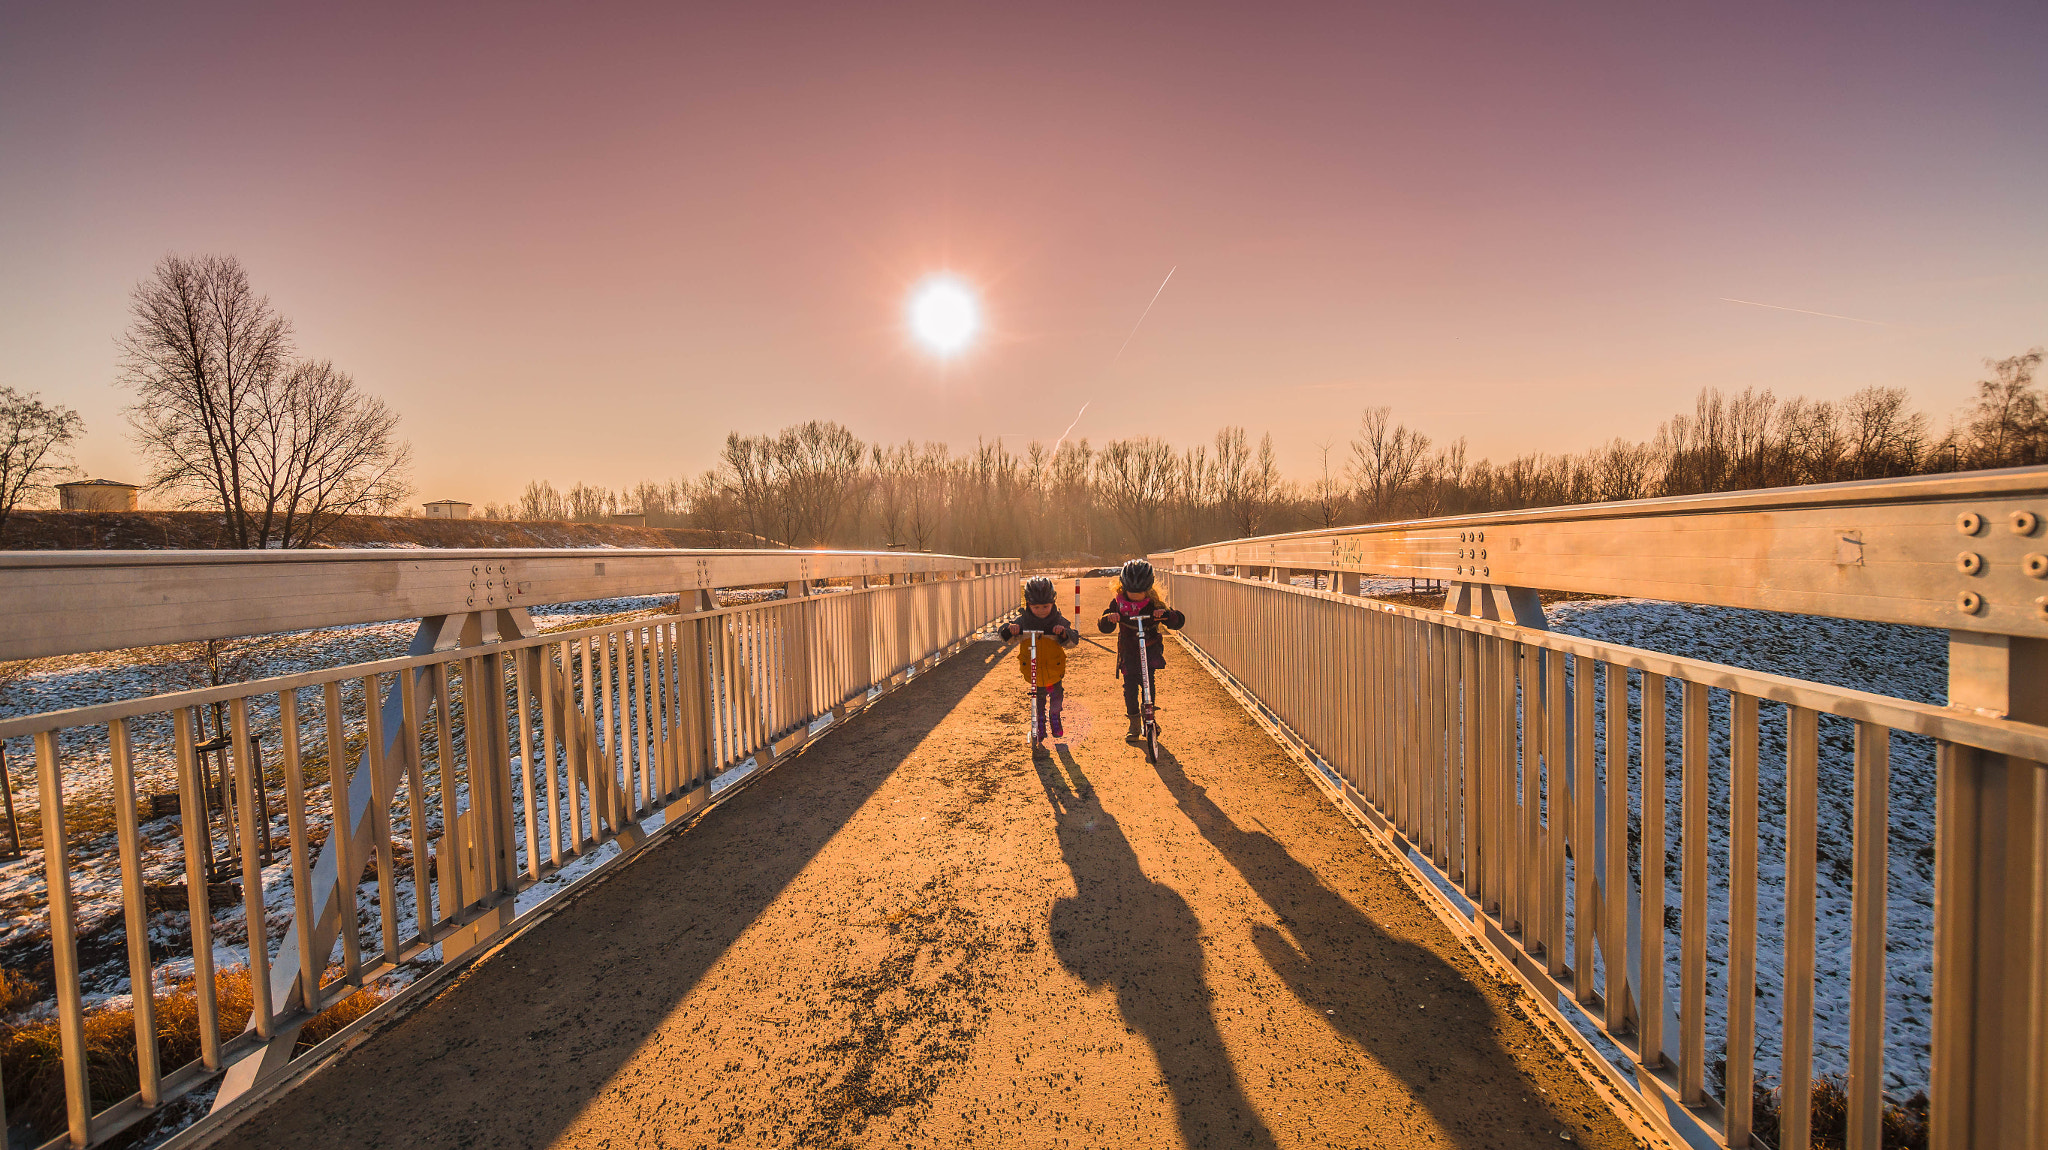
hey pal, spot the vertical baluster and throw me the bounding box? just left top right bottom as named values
left=1603, top=664, right=1630, bottom=1032
left=658, top=622, right=678, bottom=799
left=619, top=628, right=638, bottom=811
left=1544, top=647, right=1568, bottom=976
left=460, top=654, right=497, bottom=897
left=1431, top=622, right=1446, bottom=865
left=175, top=709, right=223, bottom=1068
left=515, top=648, right=541, bottom=881
left=1573, top=654, right=1598, bottom=1002
left=1781, top=706, right=1819, bottom=1150
left=569, top=640, right=591, bottom=844
left=37, top=730, right=92, bottom=1144
left=1726, top=692, right=1761, bottom=1144
left=1475, top=632, right=1497, bottom=910
left=541, top=644, right=563, bottom=865
left=598, top=631, right=618, bottom=828
left=1639, top=672, right=1667, bottom=1070
left=364, top=675, right=401, bottom=963
left=1679, top=680, right=1709, bottom=1103
left=1402, top=617, right=1419, bottom=841
left=1494, top=636, right=1516, bottom=926
left=643, top=624, right=661, bottom=803
left=280, top=691, right=320, bottom=1010
left=228, top=698, right=273, bottom=1038
left=432, top=662, right=464, bottom=919
left=323, top=681, right=362, bottom=983
left=1847, top=722, right=1889, bottom=1150
left=1457, top=629, right=1476, bottom=892
left=111, top=718, right=162, bottom=1107
left=399, top=667, right=433, bottom=939
left=1521, top=644, right=1544, bottom=944
left=635, top=627, right=653, bottom=810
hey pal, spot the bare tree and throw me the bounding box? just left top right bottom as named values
left=1349, top=407, right=1430, bottom=521
left=720, top=432, right=778, bottom=543
left=904, top=442, right=952, bottom=551
left=1098, top=437, right=1179, bottom=551
left=1309, top=438, right=1345, bottom=529
left=1963, top=350, right=2046, bottom=469
left=1843, top=386, right=1930, bottom=478
left=1048, top=440, right=1094, bottom=553
left=240, top=361, right=412, bottom=546
left=771, top=421, right=865, bottom=546
left=122, top=255, right=408, bottom=547
left=1586, top=438, right=1660, bottom=502
left=0, top=387, right=84, bottom=542
left=519, top=479, right=567, bottom=520
left=1779, top=398, right=1847, bottom=485
left=1213, top=427, right=1285, bottom=537
left=121, top=254, right=292, bottom=547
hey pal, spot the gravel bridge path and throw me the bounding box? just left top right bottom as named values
left=210, top=579, right=1646, bottom=1150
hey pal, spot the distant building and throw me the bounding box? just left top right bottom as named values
left=423, top=500, right=472, bottom=520
left=609, top=513, right=648, bottom=527
left=57, top=479, right=139, bottom=511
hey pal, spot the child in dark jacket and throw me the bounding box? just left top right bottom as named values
left=1001, top=576, right=1081, bottom=739
left=1097, top=559, right=1186, bottom=741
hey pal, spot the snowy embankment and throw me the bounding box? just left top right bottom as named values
left=0, top=595, right=680, bottom=1017
left=1544, top=600, right=1943, bottom=1101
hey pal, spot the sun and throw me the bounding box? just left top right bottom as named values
left=907, top=275, right=980, bottom=357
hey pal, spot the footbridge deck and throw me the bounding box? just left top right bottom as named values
left=200, top=603, right=1630, bottom=1150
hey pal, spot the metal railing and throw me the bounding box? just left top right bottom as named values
left=1160, top=468, right=2048, bottom=1150
left=0, top=552, right=1015, bottom=1148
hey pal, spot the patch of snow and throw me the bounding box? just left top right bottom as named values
left=1545, top=600, right=1941, bottom=1102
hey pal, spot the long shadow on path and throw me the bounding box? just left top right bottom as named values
left=209, top=645, right=1006, bottom=1150
left=1039, top=745, right=1281, bottom=1149
left=1150, top=746, right=1621, bottom=1149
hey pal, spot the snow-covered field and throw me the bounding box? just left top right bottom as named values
left=1543, top=600, right=1941, bottom=1102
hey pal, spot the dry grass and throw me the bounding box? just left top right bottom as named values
left=1750, top=1076, right=1928, bottom=1150
left=0, top=968, right=40, bottom=1015
left=0, top=966, right=389, bottom=1140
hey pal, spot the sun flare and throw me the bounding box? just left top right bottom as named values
left=907, top=276, right=980, bottom=356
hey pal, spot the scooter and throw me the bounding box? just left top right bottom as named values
left=1026, top=630, right=1048, bottom=746
left=1133, top=615, right=1160, bottom=764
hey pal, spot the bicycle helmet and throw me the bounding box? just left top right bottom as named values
left=1024, top=576, right=1057, bottom=605
left=1120, top=558, right=1154, bottom=594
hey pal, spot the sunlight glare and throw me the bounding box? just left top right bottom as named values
left=907, top=276, right=980, bottom=356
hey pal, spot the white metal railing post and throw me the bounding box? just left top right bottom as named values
left=1933, top=634, right=2048, bottom=1149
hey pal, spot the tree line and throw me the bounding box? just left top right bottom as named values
left=3, top=250, right=2039, bottom=556
left=489, top=346, right=2042, bottom=558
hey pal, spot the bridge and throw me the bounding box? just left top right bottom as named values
left=0, top=469, right=2044, bottom=1150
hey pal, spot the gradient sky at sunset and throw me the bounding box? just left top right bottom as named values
left=3, top=2, right=2044, bottom=506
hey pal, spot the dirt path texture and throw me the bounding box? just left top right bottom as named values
left=207, top=578, right=1647, bottom=1150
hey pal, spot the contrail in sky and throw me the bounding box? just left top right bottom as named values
left=1720, top=297, right=1885, bottom=325
left=1053, top=267, right=1174, bottom=451
left=1111, top=266, right=1178, bottom=363
left=1051, top=402, right=1090, bottom=455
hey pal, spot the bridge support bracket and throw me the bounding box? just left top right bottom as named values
left=1442, top=582, right=1548, bottom=630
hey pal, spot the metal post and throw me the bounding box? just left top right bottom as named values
left=1933, top=632, right=2048, bottom=1149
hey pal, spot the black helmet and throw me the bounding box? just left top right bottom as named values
left=1024, top=576, right=1057, bottom=605
left=1120, top=559, right=1154, bottom=593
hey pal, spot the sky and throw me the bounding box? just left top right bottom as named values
left=2, top=1, right=2044, bottom=506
